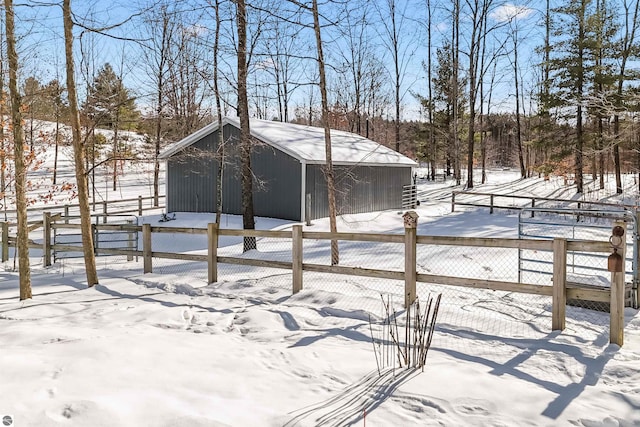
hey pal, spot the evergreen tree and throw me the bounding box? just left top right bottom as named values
left=83, top=63, right=138, bottom=131
left=548, top=0, right=596, bottom=194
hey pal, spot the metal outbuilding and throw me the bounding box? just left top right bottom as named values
left=159, top=117, right=417, bottom=221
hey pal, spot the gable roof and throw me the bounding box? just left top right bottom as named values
left=159, top=117, right=417, bottom=167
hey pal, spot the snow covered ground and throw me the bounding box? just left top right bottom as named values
left=0, top=139, right=639, bottom=426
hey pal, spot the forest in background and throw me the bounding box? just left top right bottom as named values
left=0, top=0, right=639, bottom=296
left=1, top=1, right=640, bottom=195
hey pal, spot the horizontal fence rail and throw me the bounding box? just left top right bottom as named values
left=0, top=211, right=631, bottom=346
left=1, top=195, right=165, bottom=227
left=451, top=190, right=636, bottom=214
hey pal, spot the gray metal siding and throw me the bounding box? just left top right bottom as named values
left=166, top=132, right=218, bottom=213
left=306, top=165, right=411, bottom=220
left=251, top=143, right=301, bottom=220
left=168, top=124, right=302, bottom=220
left=221, top=125, right=242, bottom=215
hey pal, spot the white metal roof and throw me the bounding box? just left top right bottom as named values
left=159, top=117, right=417, bottom=167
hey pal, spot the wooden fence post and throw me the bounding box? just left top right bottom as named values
left=1, top=222, right=8, bottom=262
left=43, top=212, right=52, bottom=267
left=64, top=205, right=69, bottom=224
left=292, top=225, right=303, bottom=294
left=490, top=194, right=494, bottom=214
left=451, top=192, right=456, bottom=212
left=207, top=223, right=218, bottom=284
left=552, top=238, right=567, bottom=331
left=103, top=201, right=108, bottom=224
left=610, top=221, right=626, bottom=346
left=138, top=196, right=143, bottom=216
left=403, top=211, right=418, bottom=308
left=143, top=223, right=152, bottom=273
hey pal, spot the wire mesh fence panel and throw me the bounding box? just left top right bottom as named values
left=302, top=238, right=405, bottom=272
left=416, top=240, right=610, bottom=357
left=299, top=238, right=406, bottom=310
left=216, top=263, right=293, bottom=292
left=217, top=234, right=297, bottom=290
left=152, top=258, right=209, bottom=283
left=418, top=244, right=520, bottom=282
left=418, top=282, right=552, bottom=356
left=302, top=271, right=405, bottom=313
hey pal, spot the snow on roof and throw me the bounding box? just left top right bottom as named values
left=159, top=117, right=417, bottom=167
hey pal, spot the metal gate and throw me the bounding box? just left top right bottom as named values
left=518, top=207, right=638, bottom=308
left=53, top=215, right=138, bottom=261
left=402, top=184, right=418, bottom=209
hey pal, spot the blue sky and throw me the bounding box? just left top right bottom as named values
left=9, top=1, right=619, bottom=122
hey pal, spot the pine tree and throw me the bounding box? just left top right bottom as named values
left=84, top=63, right=138, bottom=130
left=548, top=0, right=595, bottom=194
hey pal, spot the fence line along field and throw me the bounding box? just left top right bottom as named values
left=0, top=134, right=638, bottom=425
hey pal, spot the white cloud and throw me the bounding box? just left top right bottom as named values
left=490, top=3, right=535, bottom=22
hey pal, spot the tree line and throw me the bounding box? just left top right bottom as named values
left=2, top=0, right=640, bottom=298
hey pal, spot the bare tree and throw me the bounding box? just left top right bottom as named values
left=375, top=0, right=415, bottom=153
left=310, top=0, right=339, bottom=264
left=141, top=3, right=175, bottom=206
left=4, top=0, right=31, bottom=299
left=237, top=0, right=257, bottom=252
left=164, top=13, right=211, bottom=141
left=212, top=0, right=224, bottom=225
left=613, top=0, right=640, bottom=194
left=0, top=17, right=7, bottom=220
left=426, top=0, right=436, bottom=180
left=464, top=0, right=500, bottom=189
left=452, top=0, right=461, bottom=184
left=261, top=7, right=306, bottom=123
left=63, top=0, right=98, bottom=286
left=508, top=12, right=526, bottom=178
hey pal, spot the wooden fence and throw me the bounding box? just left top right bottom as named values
left=0, top=211, right=628, bottom=346
left=451, top=190, right=636, bottom=214
left=1, top=194, right=165, bottom=227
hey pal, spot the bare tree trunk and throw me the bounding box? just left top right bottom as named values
left=513, top=28, right=525, bottom=178
left=312, top=0, right=339, bottom=265
left=112, top=120, right=119, bottom=191
left=453, top=0, right=461, bottom=185
left=574, top=0, right=586, bottom=194
left=53, top=112, right=60, bottom=185
left=596, top=0, right=605, bottom=190
left=0, top=35, right=6, bottom=220
left=479, top=6, right=487, bottom=185
left=148, top=5, right=173, bottom=208
left=214, top=0, right=224, bottom=226
left=237, top=0, right=256, bottom=252
left=465, top=4, right=478, bottom=189
left=63, top=0, right=98, bottom=286
left=391, top=0, right=401, bottom=152
left=4, top=0, right=31, bottom=300
left=613, top=0, right=640, bottom=194
left=427, top=0, right=436, bottom=181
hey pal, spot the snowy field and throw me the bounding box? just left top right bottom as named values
left=0, top=136, right=639, bottom=426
